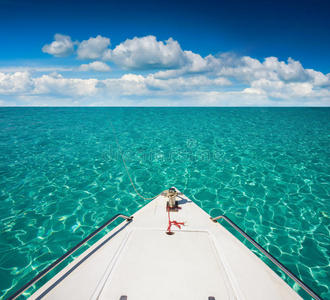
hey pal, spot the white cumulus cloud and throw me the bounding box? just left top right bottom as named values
left=112, top=36, right=187, bottom=70
left=243, top=79, right=316, bottom=101
left=33, top=75, right=98, bottom=97
left=306, top=69, right=330, bottom=87
left=183, top=52, right=221, bottom=74
left=263, top=57, right=310, bottom=82
left=2, top=34, right=330, bottom=106
left=102, top=74, right=147, bottom=96
left=218, top=56, right=313, bottom=84
left=0, top=71, right=33, bottom=94
left=77, top=35, right=112, bottom=60
left=79, top=61, right=111, bottom=72
left=0, top=69, right=329, bottom=106
left=42, top=34, right=76, bottom=57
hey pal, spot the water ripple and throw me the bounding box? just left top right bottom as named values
left=0, top=107, right=329, bottom=299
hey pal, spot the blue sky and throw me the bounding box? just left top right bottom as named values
left=0, top=0, right=330, bottom=106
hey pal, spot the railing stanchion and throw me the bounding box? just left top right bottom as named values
left=211, top=215, right=322, bottom=300
left=7, top=214, right=133, bottom=300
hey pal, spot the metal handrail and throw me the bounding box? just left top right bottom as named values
left=7, top=214, right=133, bottom=300
left=211, top=215, right=322, bottom=300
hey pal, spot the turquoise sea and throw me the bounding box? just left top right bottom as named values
left=0, top=107, right=329, bottom=299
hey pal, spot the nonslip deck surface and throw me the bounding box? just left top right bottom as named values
left=97, top=230, right=235, bottom=300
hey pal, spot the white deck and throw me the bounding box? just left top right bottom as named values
left=30, top=189, right=302, bottom=300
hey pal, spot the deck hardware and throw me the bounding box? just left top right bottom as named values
left=7, top=214, right=133, bottom=300
left=166, top=231, right=175, bottom=235
left=211, top=215, right=323, bottom=300
left=164, top=187, right=180, bottom=211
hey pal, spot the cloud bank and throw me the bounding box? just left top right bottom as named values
left=1, top=34, right=329, bottom=106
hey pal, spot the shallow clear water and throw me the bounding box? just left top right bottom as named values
left=0, top=107, right=329, bottom=299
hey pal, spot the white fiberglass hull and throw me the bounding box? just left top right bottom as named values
left=29, top=189, right=302, bottom=300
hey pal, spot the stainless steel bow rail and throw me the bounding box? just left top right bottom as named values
left=7, top=214, right=133, bottom=300
left=211, top=215, right=323, bottom=300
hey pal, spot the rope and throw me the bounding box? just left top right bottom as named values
left=167, top=207, right=185, bottom=234
left=106, top=111, right=160, bottom=201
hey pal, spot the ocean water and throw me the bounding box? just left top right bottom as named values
left=0, top=107, right=329, bottom=299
